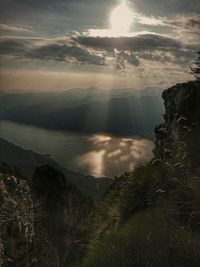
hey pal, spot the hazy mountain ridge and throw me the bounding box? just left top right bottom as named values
left=0, top=138, right=112, bottom=201
left=0, top=88, right=164, bottom=138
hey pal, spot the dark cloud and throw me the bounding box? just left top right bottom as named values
left=26, top=43, right=105, bottom=65
left=74, top=34, right=197, bottom=67
left=0, top=39, right=31, bottom=56
left=74, top=34, right=182, bottom=52
left=0, top=32, right=195, bottom=69
left=112, top=51, right=140, bottom=69
left=0, top=38, right=105, bottom=66
left=127, top=54, right=140, bottom=66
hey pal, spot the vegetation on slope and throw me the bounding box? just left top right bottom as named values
left=82, top=81, right=200, bottom=267
left=82, top=158, right=200, bottom=267
left=0, top=163, right=93, bottom=267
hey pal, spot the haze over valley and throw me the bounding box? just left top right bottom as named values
left=0, top=87, right=164, bottom=138
left=0, top=87, right=162, bottom=177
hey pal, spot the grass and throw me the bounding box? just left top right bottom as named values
left=83, top=206, right=200, bottom=267
left=81, top=156, right=200, bottom=267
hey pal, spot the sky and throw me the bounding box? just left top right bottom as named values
left=0, top=0, right=199, bottom=91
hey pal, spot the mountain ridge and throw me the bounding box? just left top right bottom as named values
left=0, top=87, right=164, bottom=138
left=0, top=137, right=112, bottom=201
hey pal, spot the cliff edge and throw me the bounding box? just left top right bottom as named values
left=155, top=80, right=200, bottom=168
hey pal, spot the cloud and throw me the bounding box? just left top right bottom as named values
left=164, top=15, right=200, bottom=44
left=0, top=0, right=197, bottom=88
left=0, top=37, right=105, bottom=66
left=0, top=36, right=140, bottom=69
left=169, top=15, right=200, bottom=31
left=127, top=54, right=140, bottom=66
left=26, top=43, right=105, bottom=65
left=0, top=24, right=32, bottom=33
left=1, top=22, right=197, bottom=72
left=74, top=34, right=182, bottom=52
left=0, top=38, right=31, bottom=56
left=0, top=0, right=199, bottom=40
left=113, top=51, right=140, bottom=69
left=0, top=31, right=196, bottom=70
left=74, top=33, right=197, bottom=68
left=135, top=14, right=166, bottom=26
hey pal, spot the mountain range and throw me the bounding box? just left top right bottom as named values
left=0, top=87, right=164, bottom=138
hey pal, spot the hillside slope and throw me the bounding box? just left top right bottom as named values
left=82, top=80, right=200, bottom=267
left=0, top=138, right=112, bottom=201
left=0, top=163, right=93, bottom=267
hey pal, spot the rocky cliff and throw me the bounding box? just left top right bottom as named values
left=154, top=80, right=200, bottom=168
left=0, top=163, right=93, bottom=267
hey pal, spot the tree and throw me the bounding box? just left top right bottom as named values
left=191, top=51, right=200, bottom=80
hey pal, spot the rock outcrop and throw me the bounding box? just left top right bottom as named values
left=0, top=163, right=93, bottom=267
left=0, top=171, right=36, bottom=267
left=154, top=80, right=200, bottom=168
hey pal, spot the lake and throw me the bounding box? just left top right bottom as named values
left=0, top=120, right=154, bottom=178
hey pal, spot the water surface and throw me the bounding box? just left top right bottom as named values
left=0, top=120, right=154, bottom=177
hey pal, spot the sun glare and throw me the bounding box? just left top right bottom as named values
left=110, top=0, right=133, bottom=36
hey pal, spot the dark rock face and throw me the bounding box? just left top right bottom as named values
left=0, top=164, right=93, bottom=267
left=154, top=81, right=200, bottom=168
left=0, top=172, right=36, bottom=267
left=32, top=165, right=93, bottom=266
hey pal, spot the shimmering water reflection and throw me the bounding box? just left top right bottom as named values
left=77, top=135, right=154, bottom=177
left=0, top=121, right=154, bottom=177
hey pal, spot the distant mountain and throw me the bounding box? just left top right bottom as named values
left=0, top=88, right=164, bottom=138
left=0, top=87, right=163, bottom=109
left=0, top=138, right=112, bottom=201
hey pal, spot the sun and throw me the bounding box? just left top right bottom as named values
left=110, top=0, right=133, bottom=36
